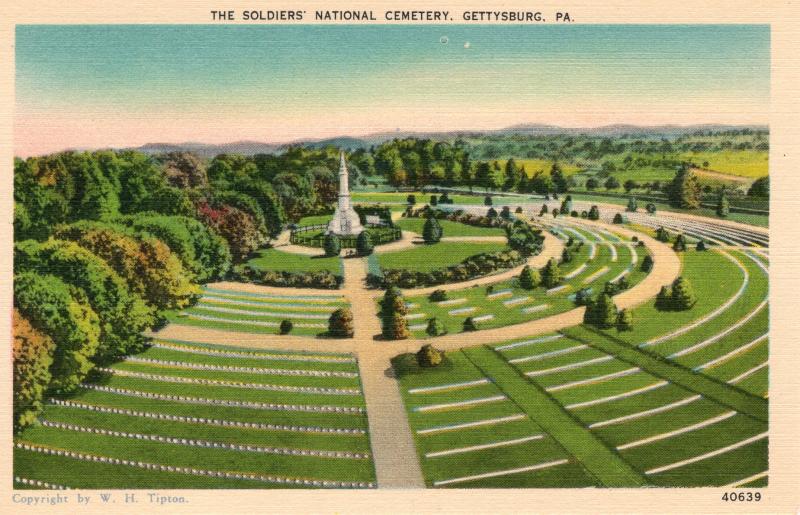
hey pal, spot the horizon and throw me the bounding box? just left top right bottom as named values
left=15, top=24, right=770, bottom=157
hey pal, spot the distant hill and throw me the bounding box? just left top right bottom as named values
left=126, top=124, right=768, bottom=157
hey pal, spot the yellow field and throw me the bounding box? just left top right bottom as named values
left=490, top=159, right=583, bottom=177
left=679, top=151, right=768, bottom=179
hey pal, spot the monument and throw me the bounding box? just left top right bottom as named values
left=327, top=152, right=364, bottom=236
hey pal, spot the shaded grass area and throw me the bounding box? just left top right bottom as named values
left=245, top=248, right=341, bottom=274
left=394, top=218, right=506, bottom=237
left=377, top=241, right=508, bottom=272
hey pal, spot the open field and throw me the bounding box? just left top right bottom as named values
left=164, top=285, right=349, bottom=337
left=14, top=339, right=376, bottom=489
left=377, top=241, right=508, bottom=272
left=394, top=218, right=506, bottom=237
left=679, top=150, right=768, bottom=179
left=245, top=248, right=342, bottom=274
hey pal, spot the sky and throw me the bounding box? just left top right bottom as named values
left=15, top=24, right=769, bottom=157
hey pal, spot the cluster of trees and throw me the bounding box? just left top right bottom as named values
left=328, top=308, right=354, bottom=338
left=583, top=293, right=632, bottom=331
left=655, top=277, right=697, bottom=311
left=12, top=146, right=361, bottom=431
left=232, top=265, right=342, bottom=290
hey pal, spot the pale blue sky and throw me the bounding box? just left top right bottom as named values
left=15, top=24, right=770, bottom=155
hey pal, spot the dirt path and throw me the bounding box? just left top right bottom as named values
left=341, top=257, right=425, bottom=488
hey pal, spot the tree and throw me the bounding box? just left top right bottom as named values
left=500, top=206, right=512, bottom=220
left=560, top=197, right=572, bottom=215
left=356, top=231, right=374, bottom=256
left=324, top=233, right=341, bottom=257
left=422, top=215, right=443, bottom=243
left=539, top=204, right=549, bottom=216
left=586, top=177, right=599, bottom=190
left=487, top=207, right=498, bottom=218
left=550, top=163, right=569, bottom=193
left=463, top=317, right=477, bottom=332
left=716, top=189, right=730, bottom=218
left=425, top=318, right=447, bottom=337
left=541, top=258, right=562, bottom=288
left=417, top=344, right=443, bottom=367
left=519, top=265, right=541, bottom=290
left=328, top=308, right=354, bottom=338
left=584, top=293, right=618, bottom=328
left=13, top=309, right=54, bottom=432
left=747, top=176, right=769, bottom=198
left=646, top=202, right=657, bottom=214
left=673, top=234, right=687, bottom=252
left=14, top=272, right=101, bottom=393
left=616, top=309, right=633, bottom=331
left=641, top=254, right=654, bottom=272
left=655, top=285, right=672, bottom=310
left=407, top=194, right=417, bottom=205
left=381, top=287, right=409, bottom=340
left=668, top=165, right=701, bottom=209
left=655, top=226, right=671, bottom=243
left=561, top=247, right=573, bottom=264
left=574, top=288, right=592, bottom=306
left=671, top=276, right=697, bottom=310
left=424, top=290, right=447, bottom=304
left=623, top=179, right=639, bottom=193
left=613, top=213, right=624, bottom=224
left=605, top=176, right=621, bottom=190
left=279, top=319, right=293, bottom=335
left=430, top=195, right=438, bottom=206
left=588, top=205, right=600, bottom=220
left=696, top=240, right=707, bottom=251
left=484, top=195, right=493, bottom=206
left=626, top=196, right=638, bottom=212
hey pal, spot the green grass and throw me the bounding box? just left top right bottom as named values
left=461, top=346, right=647, bottom=487
left=14, top=341, right=376, bottom=489
left=679, top=150, right=768, bottom=179
left=392, top=351, right=598, bottom=488
left=377, top=241, right=508, bottom=272
left=245, top=248, right=341, bottom=274
left=297, top=214, right=333, bottom=226
left=394, top=218, right=506, bottom=237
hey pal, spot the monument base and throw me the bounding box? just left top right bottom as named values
left=327, top=208, right=364, bottom=236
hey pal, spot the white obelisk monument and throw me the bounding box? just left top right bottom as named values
left=327, top=152, right=364, bottom=236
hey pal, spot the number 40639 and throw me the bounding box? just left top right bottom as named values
left=721, top=491, right=762, bottom=502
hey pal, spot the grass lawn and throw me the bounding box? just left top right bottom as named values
left=297, top=214, right=333, bottom=226
left=394, top=218, right=506, bottom=237
left=14, top=341, right=375, bottom=489
left=392, top=350, right=598, bottom=488
left=377, top=241, right=508, bottom=272
left=462, top=346, right=647, bottom=487
left=246, top=248, right=342, bottom=274
left=678, top=150, right=768, bottom=179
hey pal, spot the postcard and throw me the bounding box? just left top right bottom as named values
left=2, top=1, right=798, bottom=513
